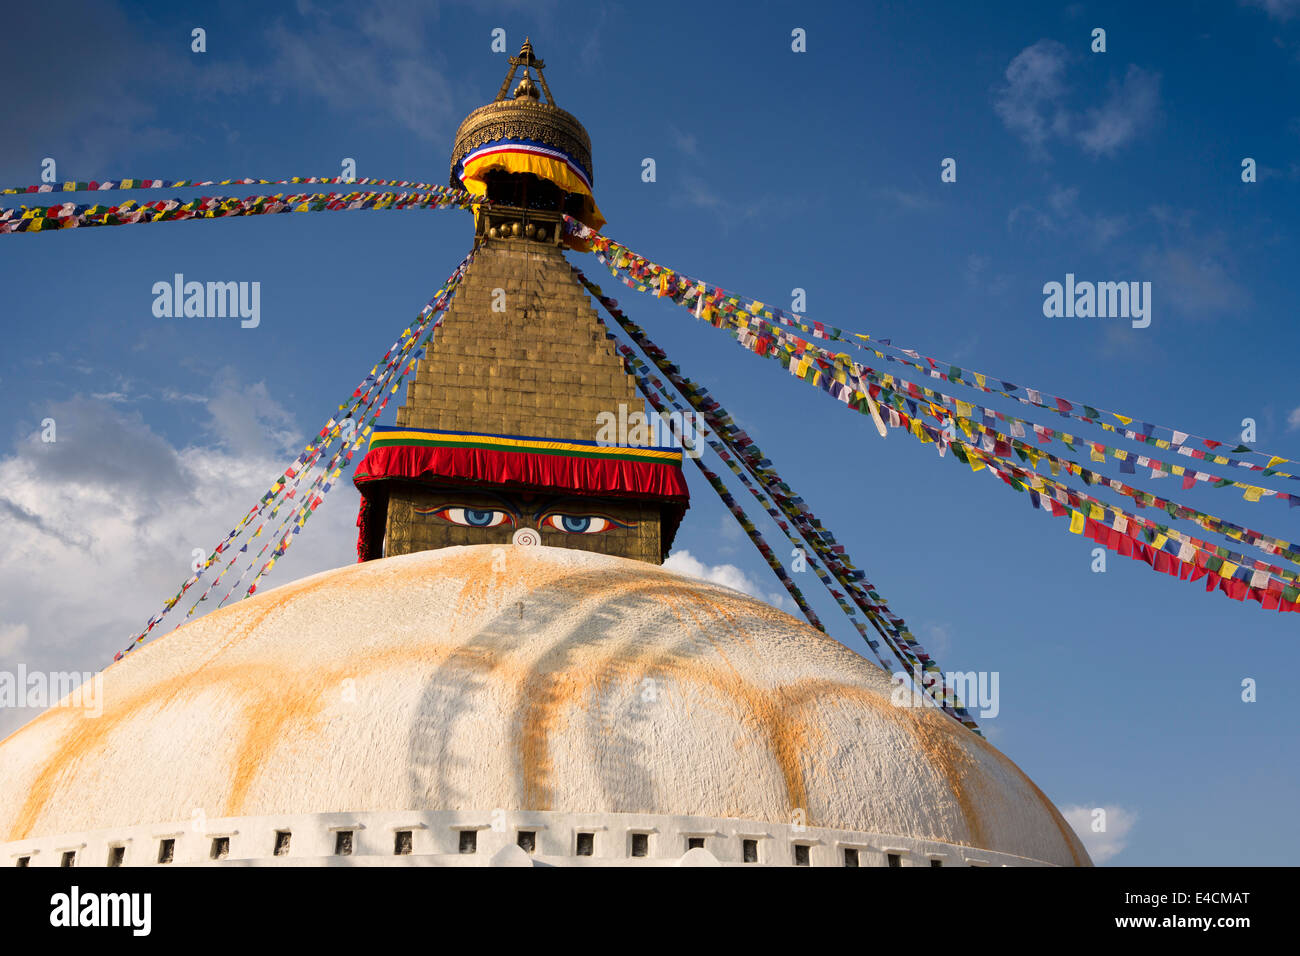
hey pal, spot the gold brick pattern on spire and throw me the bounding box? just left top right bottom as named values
left=383, top=240, right=669, bottom=563
left=395, top=242, right=643, bottom=438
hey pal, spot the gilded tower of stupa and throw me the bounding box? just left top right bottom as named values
left=353, top=39, right=688, bottom=566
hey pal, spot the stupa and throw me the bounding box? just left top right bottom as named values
left=0, top=42, right=1090, bottom=868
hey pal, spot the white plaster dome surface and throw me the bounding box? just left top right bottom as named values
left=0, top=545, right=1088, bottom=866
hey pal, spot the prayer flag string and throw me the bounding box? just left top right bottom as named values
left=112, top=252, right=475, bottom=664
left=2, top=187, right=483, bottom=235
left=563, top=216, right=1298, bottom=489
left=2, top=175, right=448, bottom=196
left=564, top=219, right=1300, bottom=614
left=575, top=267, right=981, bottom=733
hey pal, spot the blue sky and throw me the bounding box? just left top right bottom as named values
left=1, top=0, right=1298, bottom=865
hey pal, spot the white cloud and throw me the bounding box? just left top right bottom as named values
left=1078, top=66, right=1161, bottom=157
left=1287, top=407, right=1300, bottom=430
left=663, top=550, right=787, bottom=609
left=0, top=379, right=360, bottom=740
left=1061, top=803, right=1138, bottom=863
left=994, top=40, right=1072, bottom=153
left=993, top=41, right=1159, bottom=159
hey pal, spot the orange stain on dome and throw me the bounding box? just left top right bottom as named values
left=3, top=549, right=1085, bottom=864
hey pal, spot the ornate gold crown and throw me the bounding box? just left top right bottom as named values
left=449, top=38, right=594, bottom=189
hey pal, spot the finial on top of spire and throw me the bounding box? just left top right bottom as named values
left=495, top=37, right=554, bottom=104
left=518, top=37, right=540, bottom=67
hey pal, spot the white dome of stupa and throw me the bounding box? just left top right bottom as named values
left=0, top=545, right=1089, bottom=867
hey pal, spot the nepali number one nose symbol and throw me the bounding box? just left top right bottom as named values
left=512, top=528, right=541, bottom=547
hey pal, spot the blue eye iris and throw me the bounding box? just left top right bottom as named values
left=560, top=515, right=591, bottom=533
left=465, top=509, right=497, bottom=527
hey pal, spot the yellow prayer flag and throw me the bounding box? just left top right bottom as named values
left=1221, top=561, right=1239, bottom=577
left=1244, top=486, right=1264, bottom=502
left=1090, top=444, right=1105, bottom=462
left=1268, top=456, right=1288, bottom=468
left=1069, top=510, right=1085, bottom=534
left=1089, top=504, right=1104, bottom=520
left=1114, top=413, right=1133, bottom=425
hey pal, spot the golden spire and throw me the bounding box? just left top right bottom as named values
left=450, top=39, right=594, bottom=192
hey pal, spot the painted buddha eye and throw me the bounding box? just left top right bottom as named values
left=540, top=513, right=628, bottom=534
left=422, top=506, right=514, bottom=528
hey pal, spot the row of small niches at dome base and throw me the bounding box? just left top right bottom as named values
left=14, top=829, right=972, bottom=867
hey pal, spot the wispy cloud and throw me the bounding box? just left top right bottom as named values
left=1078, top=66, right=1162, bottom=157
left=1139, top=207, right=1248, bottom=319
left=921, top=622, right=953, bottom=658
left=0, top=376, right=360, bottom=740
left=266, top=2, right=462, bottom=144
left=994, top=40, right=1072, bottom=155
left=1007, top=184, right=1129, bottom=248
left=993, top=40, right=1159, bottom=159
left=669, top=125, right=699, bottom=156
left=672, top=173, right=805, bottom=231
left=875, top=185, right=940, bottom=211
left=1061, top=804, right=1138, bottom=864
left=1241, top=0, right=1300, bottom=21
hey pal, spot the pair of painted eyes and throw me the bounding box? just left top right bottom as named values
left=429, top=507, right=622, bottom=535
